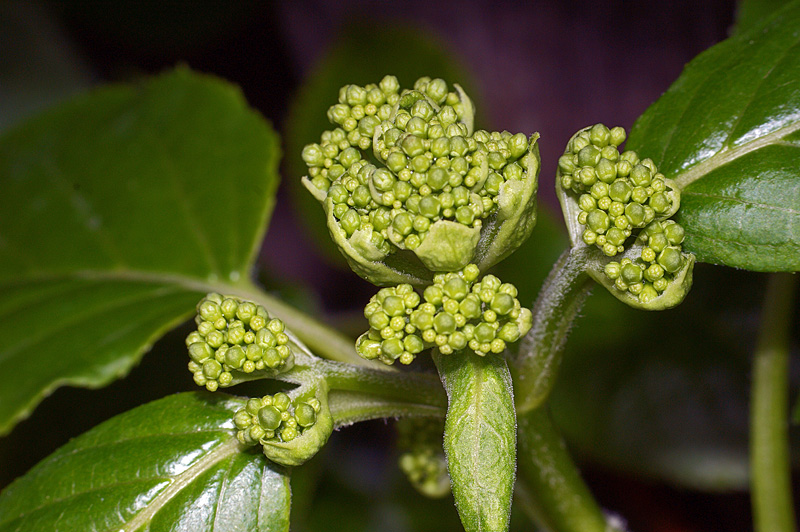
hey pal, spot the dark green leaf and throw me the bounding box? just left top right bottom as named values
left=284, top=23, right=477, bottom=265
left=627, top=2, right=800, bottom=272
left=434, top=352, right=516, bottom=532
left=735, top=0, right=792, bottom=33
left=0, top=68, right=281, bottom=434
left=0, top=393, right=291, bottom=532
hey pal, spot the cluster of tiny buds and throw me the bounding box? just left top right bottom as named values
left=356, top=264, right=532, bottom=364
left=233, top=392, right=321, bottom=446
left=604, top=220, right=686, bottom=303
left=560, top=124, right=676, bottom=258
left=186, top=294, right=292, bottom=391
left=398, top=447, right=449, bottom=497
left=302, top=75, right=533, bottom=256
left=397, top=417, right=449, bottom=498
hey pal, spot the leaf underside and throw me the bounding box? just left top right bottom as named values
left=0, top=393, right=291, bottom=532
left=435, top=352, right=516, bottom=532
left=628, top=2, right=800, bottom=272
left=0, top=68, right=280, bottom=434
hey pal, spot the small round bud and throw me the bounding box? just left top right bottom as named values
left=296, top=403, right=317, bottom=428
left=258, top=405, right=282, bottom=431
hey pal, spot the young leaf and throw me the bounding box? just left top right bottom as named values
left=434, top=352, right=516, bottom=532
left=0, top=68, right=280, bottom=434
left=0, top=393, right=291, bottom=532
left=627, top=2, right=800, bottom=272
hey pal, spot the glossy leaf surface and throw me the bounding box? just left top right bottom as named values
left=0, top=68, right=280, bottom=434
left=627, top=2, right=800, bottom=272
left=435, top=353, right=516, bottom=532
left=0, top=393, right=291, bottom=532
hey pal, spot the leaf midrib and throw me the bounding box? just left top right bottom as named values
left=13, top=268, right=357, bottom=363
left=673, top=119, right=800, bottom=191
left=0, top=437, right=244, bottom=531
left=682, top=190, right=800, bottom=216
left=117, top=438, right=243, bottom=532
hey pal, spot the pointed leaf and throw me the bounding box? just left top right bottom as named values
left=0, top=393, right=291, bottom=532
left=627, top=2, right=800, bottom=272
left=434, top=352, right=516, bottom=532
left=0, top=68, right=280, bottom=434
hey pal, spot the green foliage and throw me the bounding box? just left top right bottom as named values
left=434, top=351, right=517, bottom=532
left=0, top=68, right=280, bottom=435
left=0, top=393, right=291, bottom=532
left=627, top=1, right=800, bottom=272
left=2, top=5, right=800, bottom=532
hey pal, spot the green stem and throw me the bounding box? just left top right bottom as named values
left=750, top=273, right=797, bottom=532
left=317, top=358, right=447, bottom=410
left=513, top=248, right=593, bottom=413
left=517, top=407, right=621, bottom=532
left=328, top=390, right=445, bottom=427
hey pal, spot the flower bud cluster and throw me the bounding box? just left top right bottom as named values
left=233, top=392, right=321, bottom=446
left=186, top=293, right=292, bottom=391
left=356, top=264, right=532, bottom=364
left=396, top=417, right=449, bottom=498
left=303, top=76, right=534, bottom=259
left=302, top=75, right=402, bottom=195
left=559, top=124, right=676, bottom=257
left=603, top=219, right=687, bottom=303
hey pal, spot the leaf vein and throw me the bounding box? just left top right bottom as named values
left=683, top=190, right=800, bottom=215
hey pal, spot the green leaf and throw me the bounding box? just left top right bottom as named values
left=0, top=68, right=280, bottom=434
left=434, top=352, right=516, bottom=532
left=0, top=393, right=291, bottom=532
left=627, top=2, right=800, bottom=272
left=284, top=23, right=477, bottom=265
left=735, top=0, right=792, bottom=33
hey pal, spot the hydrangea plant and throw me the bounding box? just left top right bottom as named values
left=1, top=5, right=799, bottom=532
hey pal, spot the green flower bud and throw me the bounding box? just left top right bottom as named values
left=658, top=246, right=684, bottom=273
left=589, top=123, right=611, bottom=147
left=396, top=417, right=450, bottom=498
left=258, top=405, right=282, bottom=431
left=302, top=77, right=539, bottom=285
left=295, top=403, right=317, bottom=428
left=236, top=382, right=334, bottom=467
left=187, top=294, right=296, bottom=388
left=557, top=124, right=694, bottom=309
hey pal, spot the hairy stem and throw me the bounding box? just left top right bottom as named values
left=513, top=248, right=593, bottom=413
left=328, top=390, right=445, bottom=427
left=517, top=407, right=621, bottom=532
left=750, top=273, right=797, bottom=532
left=317, top=358, right=447, bottom=410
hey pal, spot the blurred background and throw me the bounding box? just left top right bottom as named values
left=1, top=1, right=797, bottom=531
